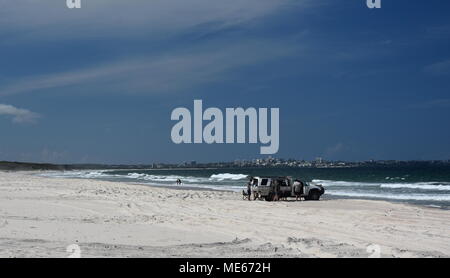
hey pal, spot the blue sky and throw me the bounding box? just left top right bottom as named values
left=1, top=0, right=450, bottom=164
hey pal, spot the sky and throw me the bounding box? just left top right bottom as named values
left=0, top=0, right=450, bottom=164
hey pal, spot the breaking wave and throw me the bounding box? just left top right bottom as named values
left=38, top=170, right=248, bottom=191
left=313, top=179, right=450, bottom=191
left=379, top=183, right=450, bottom=191
left=209, top=173, right=248, bottom=181
left=326, top=191, right=450, bottom=202
left=39, top=170, right=113, bottom=179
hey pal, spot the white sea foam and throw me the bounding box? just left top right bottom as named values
left=39, top=171, right=248, bottom=185
left=313, top=179, right=450, bottom=191
left=313, top=180, right=370, bottom=187
left=326, top=190, right=450, bottom=201
left=137, top=182, right=242, bottom=192
left=125, top=173, right=204, bottom=183
left=380, top=183, right=450, bottom=191
left=209, top=173, right=248, bottom=181
left=39, top=170, right=113, bottom=179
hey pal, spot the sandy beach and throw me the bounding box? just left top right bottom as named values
left=0, top=171, right=449, bottom=258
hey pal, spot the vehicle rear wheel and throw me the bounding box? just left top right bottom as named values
left=265, top=193, right=274, bottom=202
left=307, top=190, right=320, bottom=201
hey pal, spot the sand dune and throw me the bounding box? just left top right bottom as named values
left=0, top=171, right=449, bottom=258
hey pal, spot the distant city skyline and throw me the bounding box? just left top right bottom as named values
left=1, top=0, right=450, bottom=164
left=2, top=157, right=450, bottom=171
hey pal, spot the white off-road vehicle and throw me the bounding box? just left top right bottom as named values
left=245, top=176, right=325, bottom=201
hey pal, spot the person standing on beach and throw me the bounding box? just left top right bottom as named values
left=293, top=180, right=302, bottom=201
left=246, top=181, right=252, bottom=201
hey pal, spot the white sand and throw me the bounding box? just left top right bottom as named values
left=0, top=171, right=449, bottom=258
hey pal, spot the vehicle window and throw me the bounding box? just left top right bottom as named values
left=261, top=179, right=268, bottom=186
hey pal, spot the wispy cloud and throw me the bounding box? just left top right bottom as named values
left=0, top=39, right=300, bottom=96
left=324, top=142, right=346, bottom=158
left=424, top=59, right=450, bottom=76
left=0, top=104, right=40, bottom=123
left=0, top=0, right=313, bottom=96
left=424, top=24, right=450, bottom=39
left=0, top=0, right=306, bottom=42
left=410, top=98, right=450, bottom=109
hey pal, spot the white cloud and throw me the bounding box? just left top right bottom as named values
left=0, top=104, right=40, bottom=123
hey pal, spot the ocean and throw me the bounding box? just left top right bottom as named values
left=40, top=165, right=450, bottom=209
